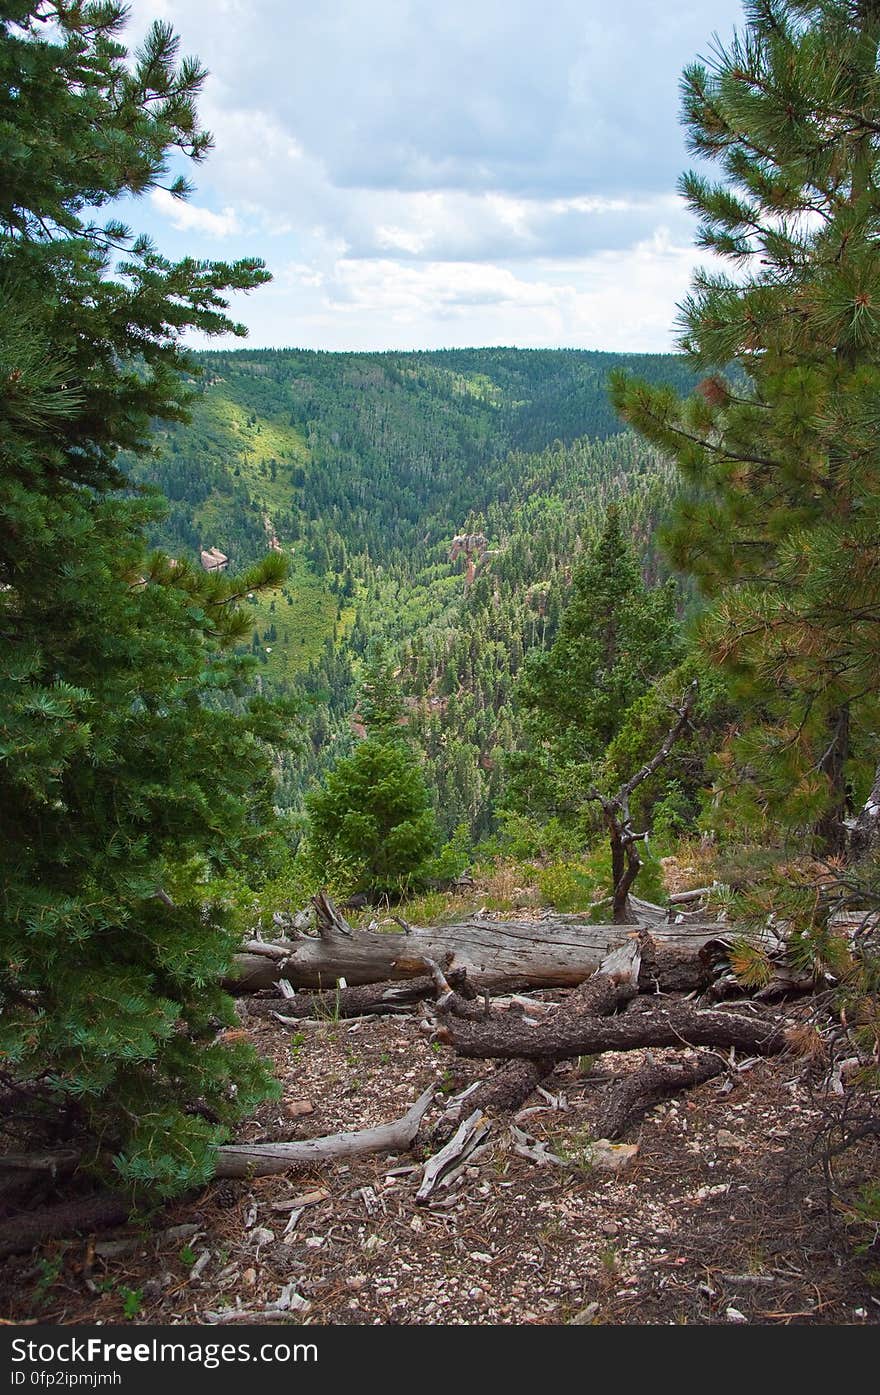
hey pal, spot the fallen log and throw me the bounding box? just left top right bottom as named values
left=429, top=940, right=643, bottom=1143
left=436, top=999, right=791, bottom=1061
left=0, top=1088, right=439, bottom=1253
left=242, top=967, right=476, bottom=1020
left=0, top=1193, right=130, bottom=1260
left=229, top=894, right=726, bottom=993
left=432, top=1060, right=556, bottom=1145
left=596, top=1053, right=727, bottom=1139
left=214, top=1084, right=435, bottom=1178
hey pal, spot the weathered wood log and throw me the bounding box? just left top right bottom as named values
left=241, top=967, right=476, bottom=1020
left=429, top=941, right=643, bottom=1143
left=597, top=1053, right=727, bottom=1139
left=668, top=887, right=713, bottom=906
left=229, top=894, right=727, bottom=993
left=0, top=1090, right=438, bottom=1248
left=214, top=1084, right=435, bottom=1178
left=0, top=1150, right=79, bottom=1176
left=0, top=1193, right=130, bottom=1259
left=437, top=999, right=791, bottom=1061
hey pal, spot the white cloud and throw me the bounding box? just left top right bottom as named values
left=121, top=0, right=746, bottom=351
left=150, top=188, right=241, bottom=238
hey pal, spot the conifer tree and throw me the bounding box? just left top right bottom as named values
left=305, top=648, right=439, bottom=893
left=612, top=0, right=880, bottom=853
left=506, top=507, right=682, bottom=824
left=0, top=4, right=290, bottom=1197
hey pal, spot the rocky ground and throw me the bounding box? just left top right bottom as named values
left=2, top=987, right=878, bottom=1328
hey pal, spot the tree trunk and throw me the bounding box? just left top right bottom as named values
left=816, top=703, right=850, bottom=855
left=228, top=897, right=726, bottom=994
left=596, top=1053, right=726, bottom=1139
left=850, top=754, right=880, bottom=858
left=436, top=998, right=791, bottom=1061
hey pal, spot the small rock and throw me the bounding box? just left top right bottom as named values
left=569, top=1302, right=600, bottom=1325
left=284, top=1099, right=314, bottom=1119
left=600, top=1219, right=620, bottom=1236
left=717, top=1129, right=745, bottom=1150
left=726, top=1306, right=748, bottom=1323
left=585, top=1140, right=639, bottom=1172
left=242, top=1268, right=256, bottom=1287
left=93, top=1239, right=138, bottom=1259
left=250, top=1226, right=275, bottom=1247
left=410, top=1215, right=424, bottom=1233
left=161, top=1223, right=202, bottom=1242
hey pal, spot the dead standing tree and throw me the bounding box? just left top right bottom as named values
left=588, top=681, right=698, bottom=923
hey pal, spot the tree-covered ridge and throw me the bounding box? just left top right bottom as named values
left=129, top=345, right=697, bottom=568
left=128, top=348, right=695, bottom=832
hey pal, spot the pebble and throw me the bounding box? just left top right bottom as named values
left=569, top=1302, right=600, bottom=1325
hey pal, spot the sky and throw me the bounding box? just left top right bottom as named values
left=122, top=0, right=747, bottom=353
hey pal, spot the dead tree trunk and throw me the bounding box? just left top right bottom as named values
left=588, top=682, right=697, bottom=924
left=229, top=893, right=725, bottom=995
left=596, top=1053, right=726, bottom=1139
left=429, top=940, right=647, bottom=1142
left=436, top=998, right=791, bottom=1061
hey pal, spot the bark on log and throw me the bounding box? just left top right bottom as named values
left=597, top=1053, right=727, bottom=1139
left=437, top=999, right=791, bottom=1061
left=229, top=895, right=726, bottom=993
left=460, top=1060, right=557, bottom=1119
left=214, top=1085, right=435, bottom=1178
left=0, top=1193, right=130, bottom=1260
left=429, top=941, right=642, bottom=1143
left=242, top=968, right=476, bottom=1020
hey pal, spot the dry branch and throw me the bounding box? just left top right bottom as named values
left=437, top=999, right=791, bottom=1061
left=242, top=967, right=475, bottom=1020
left=416, top=1109, right=492, bottom=1203
left=597, top=1053, right=727, bottom=1139
left=214, top=1084, right=435, bottom=1178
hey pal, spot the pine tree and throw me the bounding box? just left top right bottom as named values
left=612, top=0, right=880, bottom=853
left=505, top=507, right=682, bottom=825
left=305, top=650, right=439, bottom=893
left=0, top=4, right=291, bottom=1198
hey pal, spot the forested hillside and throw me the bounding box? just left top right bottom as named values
left=129, top=348, right=697, bottom=831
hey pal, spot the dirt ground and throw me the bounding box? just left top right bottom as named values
left=2, top=990, right=878, bottom=1328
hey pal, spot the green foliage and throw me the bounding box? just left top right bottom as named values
left=129, top=343, right=697, bottom=836
left=305, top=656, right=439, bottom=893
left=305, top=736, right=440, bottom=894
left=505, top=506, right=683, bottom=826
left=613, top=0, right=880, bottom=853
left=605, top=654, right=737, bottom=833
left=0, top=3, right=289, bottom=1199
left=534, top=859, right=602, bottom=914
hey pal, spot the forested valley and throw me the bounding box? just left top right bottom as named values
left=3, top=0, right=880, bottom=1335
left=128, top=345, right=696, bottom=847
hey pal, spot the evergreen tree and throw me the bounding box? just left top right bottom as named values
left=505, top=507, right=682, bottom=824
left=305, top=652, right=439, bottom=893
left=612, top=0, right=880, bottom=853
left=0, top=4, right=290, bottom=1198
